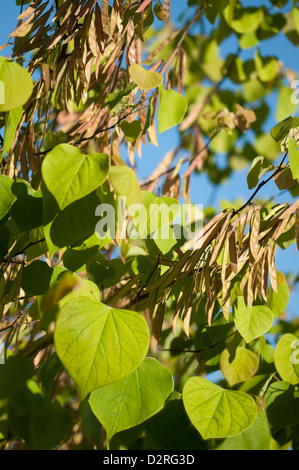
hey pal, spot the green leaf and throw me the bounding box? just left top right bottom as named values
left=239, top=31, right=259, bottom=49
left=0, top=57, right=33, bottom=112
left=216, top=411, right=272, bottom=450
left=265, top=381, right=299, bottom=432
left=129, top=191, right=179, bottom=238
left=120, top=120, right=142, bottom=143
left=0, top=175, right=17, bottom=220
left=182, top=376, right=258, bottom=440
left=58, top=278, right=101, bottom=309
left=220, top=347, right=259, bottom=386
left=41, top=144, right=109, bottom=210
left=247, top=156, right=275, bottom=190
left=109, top=165, right=143, bottom=208
left=1, top=106, right=22, bottom=159
left=276, top=86, right=298, bottom=122
left=267, top=271, right=290, bottom=318
left=223, top=5, right=264, bottom=33
left=239, top=374, right=274, bottom=396
left=293, top=7, right=299, bottom=34
left=202, top=0, right=225, bottom=25
left=89, top=358, right=174, bottom=441
left=273, top=165, right=297, bottom=190
left=288, top=138, right=299, bottom=179
left=270, top=116, right=299, bottom=144
left=234, top=296, right=274, bottom=343
left=0, top=356, right=34, bottom=399
left=11, top=180, right=43, bottom=233
left=79, top=397, right=101, bottom=436
left=107, top=83, right=136, bottom=113
left=39, top=271, right=79, bottom=316
left=21, top=260, right=53, bottom=297
left=28, top=400, right=71, bottom=450
left=153, top=1, right=164, bottom=21
left=144, top=390, right=206, bottom=450
left=153, top=226, right=178, bottom=254
left=54, top=297, right=150, bottom=399
left=62, top=245, right=100, bottom=272
left=46, top=190, right=102, bottom=250
left=158, top=86, right=187, bottom=133
left=129, top=64, right=163, bottom=90
left=254, top=50, right=279, bottom=83
left=244, top=78, right=267, bottom=102
left=274, top=333, right=299, bottom=385
left=39, top=353, right=64, bottom=398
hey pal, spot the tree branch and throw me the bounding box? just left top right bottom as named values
left=234, top=149, right=289, bottom=215
left=1, top=238, right=46, bottom=265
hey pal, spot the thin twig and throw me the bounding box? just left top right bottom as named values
left=160, top=8, right=204, bottom=74
left=158, top=329, right=237, bottom=354
left=234, top=150, right=288, bottom=215
left=1, top=238, right=46, bottom=265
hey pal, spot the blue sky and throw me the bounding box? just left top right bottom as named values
left=1, top=0, right=299, bottom=320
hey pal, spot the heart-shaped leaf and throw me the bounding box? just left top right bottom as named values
left=271, top=116, right=299, bottom=144
left=120, top=120, right=142, bottom=143
left=54, top=297, right=150, bottom=399
left=220, top=347, right=259, bottom=386
left=42, top=144, right=110, bottom=210
left=89, top=358, right=174, bottom=441
left=129, top=64, right=163, bottom=90
left=223, top=5, right=264, bottom=33
left=158, top=86, right=187, bottom=133
left=0, top=57, right=33, bottom=112
left=216, top=411, right=271, bottom=450
left=274, top=333, right=299, bottom=385
left=234, top=296, right=274, bottom=343
left=109, top=165, right=143, bottom=208
left=183, top=377, right=258, bottom=440
left=247, top=156, right=274, bottom=190
left=128, top=190, right=180, bottom=238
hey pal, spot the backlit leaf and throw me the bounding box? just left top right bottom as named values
left=216, top=411, right=271, bottom=450
left=109, top=165, right=143, bottom=208
left=234, top=296, right=274, bottom=343
left=274, top=333, right=299, bottom=385
left=89, top=358, right=173, bottom=441
left=183, top=376, right=258, bottom=440
left=42, top=144, right=110, bottom=210
left=247, top=156, right=274, bottom=190
left=223, top=5, right=264, bottom=33
left=271, top=116, right=299, bottom=144
left=0, top=57, right=33, bottom=112
left=158, top=85, right=187, bottom=133
left=54, top=297, right=150, bottom=399
left=129, top=64, right=163, bottom=90
left=220, top=347, right=259, bottom=386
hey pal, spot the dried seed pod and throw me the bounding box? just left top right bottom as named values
left=249, top=209, right=260, bottom=262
